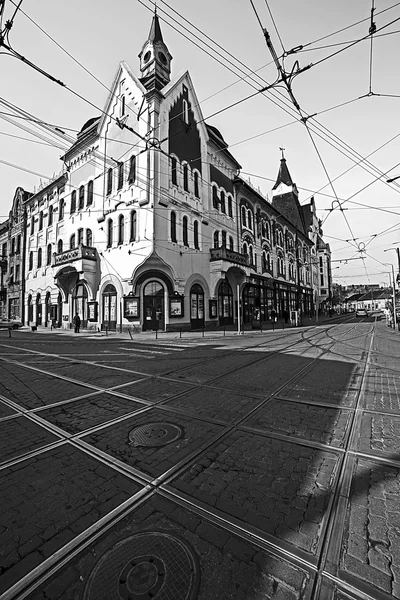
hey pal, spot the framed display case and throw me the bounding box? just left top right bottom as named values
left=87, top=301, right=98, bottom=322
left=209, top=299, right=218, bottom=318
left=123, top=295, right=140, bottom=319
left=169, top=292, right=184, bottom=318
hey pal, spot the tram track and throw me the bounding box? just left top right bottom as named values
left=0, top=320, right=387, bottom=600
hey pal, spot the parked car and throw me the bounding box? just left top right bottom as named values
left=0, top=318, right=23, bottom=329
left=355, top=308, right=368, bottom=317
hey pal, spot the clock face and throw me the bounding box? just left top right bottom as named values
left=159, top=51, right=167, bottom=65
left=143, top=50, right=151, bottom=63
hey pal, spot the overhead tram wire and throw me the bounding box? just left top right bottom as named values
left=7, top=0, right=149, bottom=129
left=368, top=0, right=377, bottom=95
left=248, top=0, right=360, bottom=249
left=147, top=0, right=400, bottom=201
left=295, top=29, right=400, bottom=55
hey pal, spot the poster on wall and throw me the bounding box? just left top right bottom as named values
left=124, top=296, right=140, bottom=318
left=169, top=293, right=184, bottom=318
left=209, top=299, right=217, bottom=318
left=87, top=302, right=98, bottom=322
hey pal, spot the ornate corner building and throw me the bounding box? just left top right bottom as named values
left=0, top=13, right=331, bottom=331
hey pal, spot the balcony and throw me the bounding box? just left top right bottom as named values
left=54, top=245, right=97, bottom=267
left=210, top=247, right=249, bottom=267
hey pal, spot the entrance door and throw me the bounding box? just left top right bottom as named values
left=36, top=294, right=42, bottom=326
left=102, top=284, right=117, bottom=331
left=143, top=281, right=164, bottom=331
left=190, top=284, right=204, bottom=329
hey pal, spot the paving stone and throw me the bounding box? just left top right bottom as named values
left=82, top=408, right=223, bottom=478
left=172, top=431, right=339, bottom=554
left=38, top=393, right=144, bottom=434
left=0, top=416, right=59, bottom=464
left=115, top=378, right=195, bottom=402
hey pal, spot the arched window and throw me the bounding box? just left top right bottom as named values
left=71, top=190, right=76, bottom=214
left=213, top=231, right=219, bottom=248
left=212, top=186, right=219, bottom=209
left=249, top=245, right=254, bottom=265
left=130, top=211, right=137, bottom=242
left=220, top=191, right=226, bottom=214
left=47, top=244, right=52, bottom=266
left=87, top=180, right=93, bottom=206
left=183, top=216, right=189, bottom=246
left=59, top=199, right=64, bottom=221
left=37, top=247, right=42, bottom=268
left=29, top=251, right=33, bottom=271
left=242, top=241, right=248, bottom=256
left=107, top=219, right=113, bottom=248
left=39, top=211, right=43, bottom=231
left=118, top=214, right=124, bottom=245
left=228, top=195, right=233, bottom=218
left=194, top=220, right=199, bottom=249
left=229, top=236, right=234, bottom=251
left=248, top=211, right=253, bottom=231
left=261, top=221, right=265, bottom=238
left=118, top=162, right=124, bottom=190
left=86, top=229, right=92, bottom=246
left=128, top=155, right=136, bottom=184
left=221, top=230, right=227, bottom=247
left=183, top=164, right=189, bottom=192
left=182, top=98, right=189, bottom=123
left=57, top=239, right=63, bottom=254
left=171, top=157, right=177, bottom=185
left=265, top=221, right=270, bottom=240
left=78, top=185, right=85, bottom=210
left=241, top=206, right=247, bottom=228
left=70, top=234, right=76, bottom=249
left=77, top=228, right=84, bottom=246
left=48, top=205, right=53, bottom=226
left=170, top=211, right=177, bottom=243
left=30, top=217, right=34, bottom=235
left=107, top=168, right=113, bottom=195
left=194, top=171, right=200, bottom=198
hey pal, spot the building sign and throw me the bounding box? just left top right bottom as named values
left=169, top=292, right=184, bottom=318
left=87, top=301, right=98, bottom=322
left=209, top=299, right=217, bottom=318
left=124, top=296, right=140, bottom=318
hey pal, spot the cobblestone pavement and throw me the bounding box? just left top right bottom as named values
left=0, top=317, right=399, bottom=599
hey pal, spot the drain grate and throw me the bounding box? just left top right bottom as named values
left=128, top=423, right=183, bottom=447
left=83, top=531, right=200, bottom=600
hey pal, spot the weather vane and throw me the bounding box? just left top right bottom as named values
left=279, top=147, right=285, bottom=159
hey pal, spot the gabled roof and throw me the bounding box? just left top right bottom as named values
left=206, top=124, right=241, bottom=170
left=272, top=158, right=294, bottom=190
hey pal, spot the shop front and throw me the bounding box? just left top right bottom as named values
left=143, top=281, right=165, bottom=331
left=242, top=277, right=274, bottom=324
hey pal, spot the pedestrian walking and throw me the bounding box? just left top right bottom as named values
left=283, top=309, right=289, bottom=324
left=73, top=312, right=81, bottom=333
left=270, top=307, right=277, bottom=322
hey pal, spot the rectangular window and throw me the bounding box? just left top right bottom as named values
left=15, top=265, right=20, bottom=283
left=320, top=274, right=324, bottom=286
left=128, top=155, right=136, bottom=184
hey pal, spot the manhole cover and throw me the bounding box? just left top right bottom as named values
left=128, top=423, right=183, bottom=447
left=83, top=531, right=200, bottom=600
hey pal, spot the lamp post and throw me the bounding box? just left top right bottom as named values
left=383, top=249, right=398, bottom=329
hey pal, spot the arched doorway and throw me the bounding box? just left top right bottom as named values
left=73, top=283, right=88, bottom=328
left=102, top=284, right=117, bottom=331
left=36, top=293, right=42, bottom=326
left=143, top=281, right=164, bottom=331
left=190, top=284, right=204, bottom=329
left=218, top=280, right=233, bottom=326
left=45, top=292, right=51, bottom=327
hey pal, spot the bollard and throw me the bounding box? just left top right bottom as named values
left=106, top=327, right=108, bottom=337
left=156, top=328, right=158, bottom=339
left=128, top=328, right=133, bottom=340
left=202, top=326, right=205, bottom=337
left=272, top=320, right=275, bottom=331
left=8, top=327, right=11, bottom=338
left=260, top=321, right=262, bottom=333
left=180, top=327, right=182, bottom=339
left=223, top=325, right=226, bottom=337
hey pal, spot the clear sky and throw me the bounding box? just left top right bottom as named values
left=1, top=0, right=400, bottom=286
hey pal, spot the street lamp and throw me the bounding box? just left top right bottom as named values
left=383, top=249, right=398, bottom=329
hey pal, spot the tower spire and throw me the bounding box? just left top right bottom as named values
left=139, top=9, right=172, bottom=92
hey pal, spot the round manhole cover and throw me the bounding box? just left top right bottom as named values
left=128, top=423, right=183, bottom=447
left=83, top=531, right=200, bottom=600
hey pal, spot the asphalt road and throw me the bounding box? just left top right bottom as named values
left=0, top=314, right=399, bottom=600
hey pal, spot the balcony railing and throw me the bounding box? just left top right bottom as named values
left=210, top=247, right=250, bottom=267
left=53, top=245, right=97, bottom=267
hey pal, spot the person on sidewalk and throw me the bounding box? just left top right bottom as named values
left=73, top=312, right=81, bottom=333
left=270, top=308, right=277, bottom=323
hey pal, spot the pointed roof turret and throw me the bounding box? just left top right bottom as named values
left=148, top=10, right=164, bottom=44
left=138, top=9, right=172, bottom=92
left=272, top=157, right=294, bottom=190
